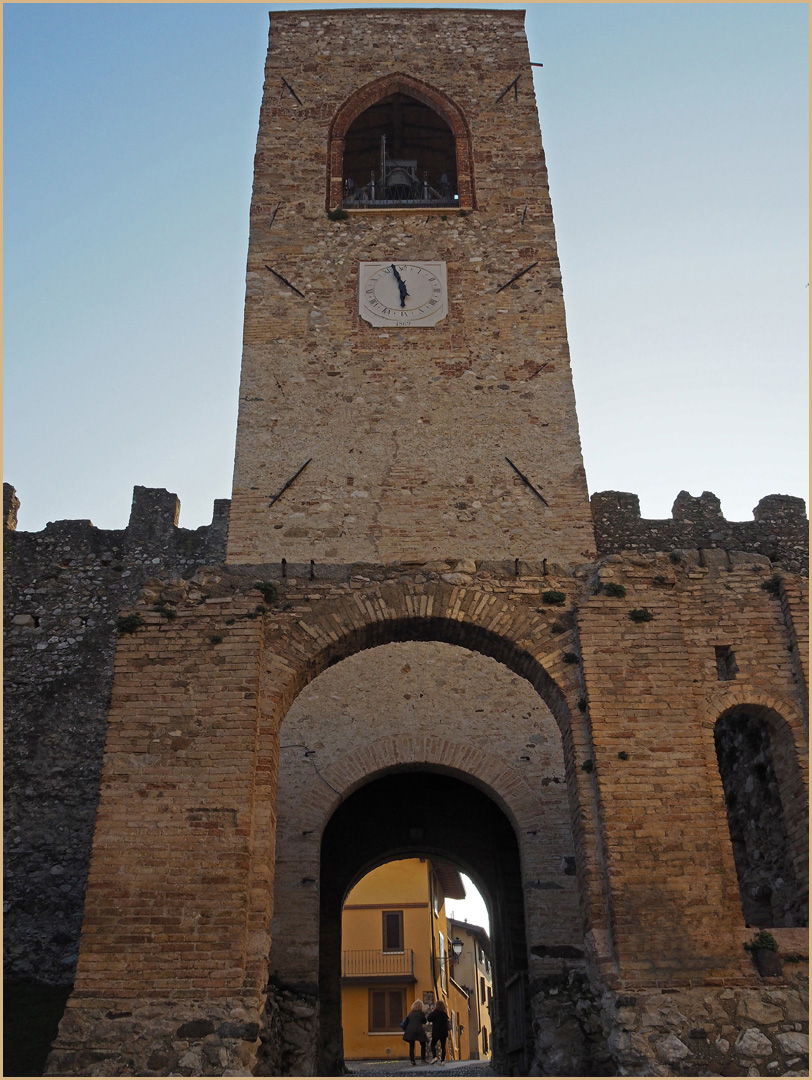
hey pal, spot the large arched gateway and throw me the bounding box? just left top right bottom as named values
left=264, top=636, right=585, bottom=1074
left=46, top=570, right=617, bottom=1077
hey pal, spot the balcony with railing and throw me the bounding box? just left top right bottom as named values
left=341, top=949, right=416, bottom=983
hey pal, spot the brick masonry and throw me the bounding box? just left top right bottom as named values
left=3, top=485, right=228, bottom=988
left=4, top=496, right=807, bottom=1074
left=3, top=6, right=809, bottom=1078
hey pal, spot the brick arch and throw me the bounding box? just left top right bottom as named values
left=261, top=580, right=582, bottom=748
left=697, top=688, right=809, bottom=925
left=315, top=735, right=547, bottom=837
left=334, top=774, right=498, bottom=905
left=326, top=72, right=475, bottom=209
left=257, top=579, right=615, bottom=1057
left=697, top=684, right=808, bottom=746
left=256, top=582, right=604, bottom=931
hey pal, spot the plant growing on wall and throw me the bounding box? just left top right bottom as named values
left=761, top=575, right=782, bottom=596
left=744, top=931, right=778, bottom=952
left=153, top=600, right=177, bottom=621
left=744, top=930, right=783, bottom=977
left=628, top=608, right=653, bottom=623
left=254, top=581, right=278, bottom=604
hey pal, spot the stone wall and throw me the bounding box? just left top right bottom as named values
left=4, top=486, right=808, bottom=1076
left=27, top=550, right=806, bottom=1076
left=591, top=491, right=809, bottom=576
left=3, top=483, right=228, bottom=989
left=595, top=972, right=810, bottom=1078
left=529, top=966, right=809, bottom=1077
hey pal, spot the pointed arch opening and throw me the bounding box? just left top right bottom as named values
left=327, top=75, right=475, bottom=211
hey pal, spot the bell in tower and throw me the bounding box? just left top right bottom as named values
left=342, top=94, right=458, bottom=207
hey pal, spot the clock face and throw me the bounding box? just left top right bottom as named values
left=359, top=261, right=448, bottom=327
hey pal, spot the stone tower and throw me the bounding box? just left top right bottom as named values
left=227, top=6, right=595, bottom=566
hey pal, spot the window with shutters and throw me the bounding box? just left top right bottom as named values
left=382, top=910, right=404, bottom=952
left=369, top=988, right=406, bottom=1032
left=439, top=930, right=447, bottom=993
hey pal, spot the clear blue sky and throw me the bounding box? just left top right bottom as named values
left=4, top=2, right=808, bottom=532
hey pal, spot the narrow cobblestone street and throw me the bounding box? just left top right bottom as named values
left=348, top=1059, right=496, bottom=1077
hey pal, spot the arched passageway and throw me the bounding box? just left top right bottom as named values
left=262, top=634, right=586, bottom=1076
left=319, top=771, right=528, bottom=1075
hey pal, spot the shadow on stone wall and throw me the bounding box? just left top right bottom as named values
left=3, top=981, right=72, bottom=1076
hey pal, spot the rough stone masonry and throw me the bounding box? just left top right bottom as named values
left=3, top=7, right=808, bottom=1078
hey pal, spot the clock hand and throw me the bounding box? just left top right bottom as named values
left=390, top=264, right=409, bottom=307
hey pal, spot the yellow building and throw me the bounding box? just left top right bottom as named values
left=341, top=858, right=473, bottom=1062
left=448, top=918, right=493, bottom=1060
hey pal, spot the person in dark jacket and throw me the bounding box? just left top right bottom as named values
left=426, top=999, right=450, bottom=1063
left=402, top=999, right=429, bottom=1065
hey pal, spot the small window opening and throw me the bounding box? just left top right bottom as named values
left=715, top=645, right=738, bottom=681
left=343, top=93, right=458, bottom=208
left=382, top=910, right=404, bottom=952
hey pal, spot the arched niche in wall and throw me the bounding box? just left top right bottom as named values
left=714, top=705, right=808, bottom=928
left=327, top=74, right=475, bottom=211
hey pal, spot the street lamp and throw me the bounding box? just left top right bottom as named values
left=451, top=937, right=464, bottom=960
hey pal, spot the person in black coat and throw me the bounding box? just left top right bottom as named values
left=426, top=999, right=451, bottom=1063
left=402, top=999, right=429, bottom=1065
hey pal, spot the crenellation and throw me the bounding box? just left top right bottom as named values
left=4, top=481, right=21, bottom=531
left=592, top=488, right=809, bottom=574
left=126, top=484, right=180, bottom=536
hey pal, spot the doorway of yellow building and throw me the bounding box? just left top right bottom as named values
left=319, top=770, right=529, bottom=1074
